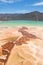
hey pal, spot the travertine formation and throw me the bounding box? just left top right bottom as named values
left=0, top=26, right=43, bottom=65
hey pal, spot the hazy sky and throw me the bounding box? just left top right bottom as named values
left=0, top=0, right=43, bottom=13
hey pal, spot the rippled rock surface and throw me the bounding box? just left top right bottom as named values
left=0, top=26, right=43, bottom=65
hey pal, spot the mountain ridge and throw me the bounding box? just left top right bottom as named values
left=0, top=11, right=43, bottom=21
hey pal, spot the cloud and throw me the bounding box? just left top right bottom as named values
left=32, top=2, right=43, bottom=6
left=25, top=2, right=43, bottom=6
left=0, top=0, right=22, bottom=3
left=14, top=10, right=29, bottom=13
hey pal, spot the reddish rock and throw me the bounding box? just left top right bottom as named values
left=15, top=36, right=30, bottom=45
left=19, top=30, right=38, bottom=39
left=2, top=41, right=14, bottom=51
left=0, top=41, right=15, bottom=65
left=19, top=27, right=28, bottom=31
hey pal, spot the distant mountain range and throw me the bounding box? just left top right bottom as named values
left=0, top=11, right=43, bottom=21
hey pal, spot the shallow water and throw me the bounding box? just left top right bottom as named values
left=0, top=20, right=43, bottom=27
